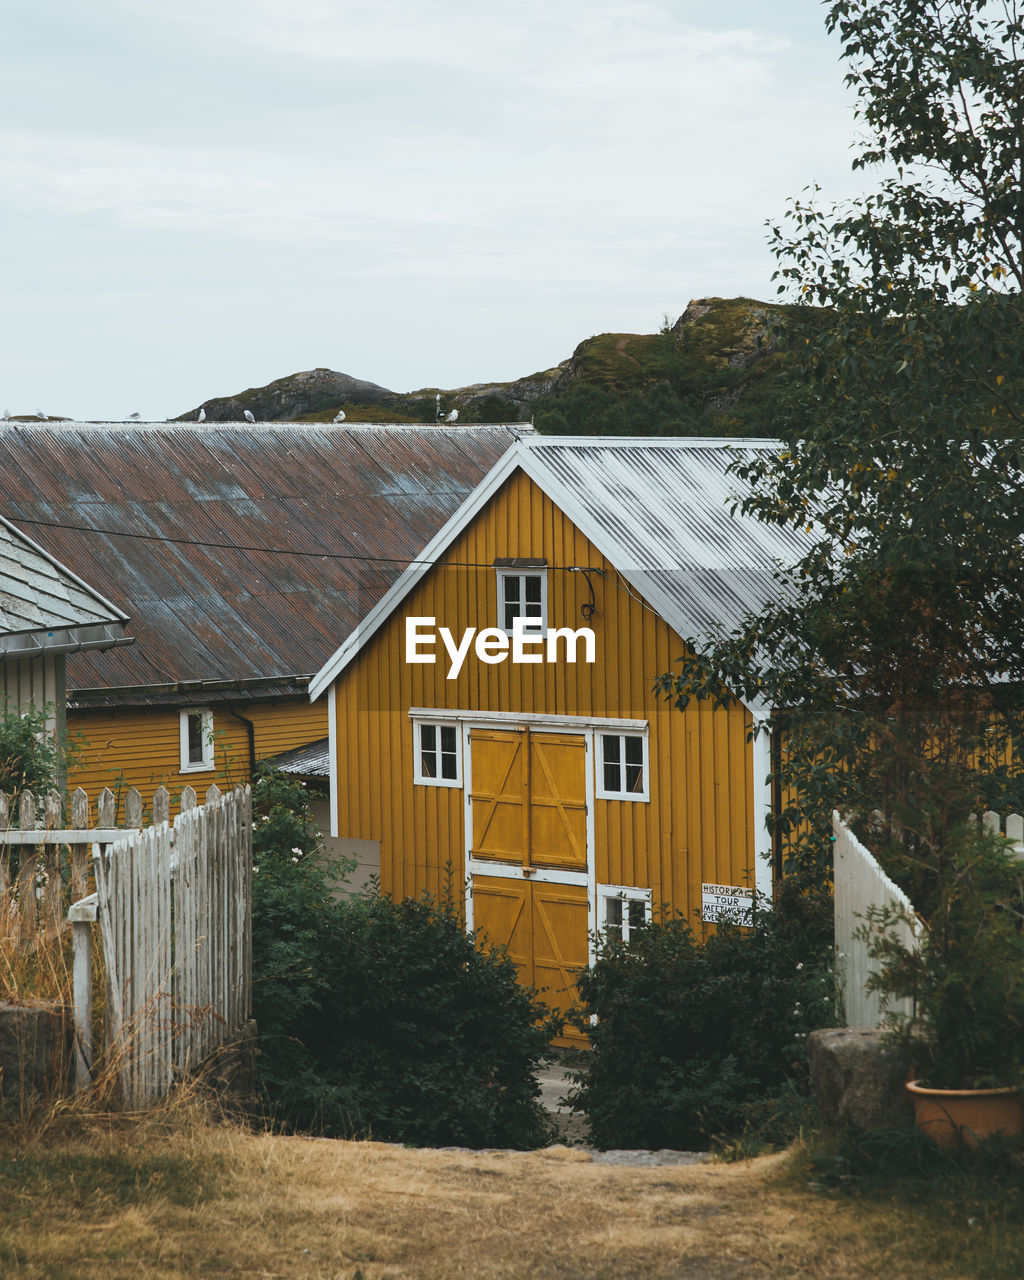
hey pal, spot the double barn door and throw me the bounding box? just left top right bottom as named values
left=467, top=726, right=591, bottom=1044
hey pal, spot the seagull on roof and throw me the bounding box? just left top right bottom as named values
left=198, top=407, right=206, bottom=422
left=334, top=410, right=346, bottom=422
left=2, top=410, right=10, bottom=420
left=35, top=410, right=47, bottom=421
left=243, top=409, right=256, bottom=423
left=128, top=412, right=141, bottom=420
left=446, top=409, right=459, bottom=422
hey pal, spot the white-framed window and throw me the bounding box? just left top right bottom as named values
left=495, top=565, right=547, bottom=635
left=596, top=731, right=649, bottom=801
left=598, top=885, right=652, bottom=942
left=413, top=720, right=462, bottom=787
left=179, top=708, right=214, bottom=772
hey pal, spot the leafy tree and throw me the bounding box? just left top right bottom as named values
left=659, top=0, right=1024, bottom=908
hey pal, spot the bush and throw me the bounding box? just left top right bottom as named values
left=569, top=882, right=836, bottom=1150
left=250, top=777, right=553, bottom=1148
left=0, top=701, right=60, bottom=797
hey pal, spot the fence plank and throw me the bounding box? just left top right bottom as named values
left=833, top=813, right=920, bottom=1028
left=125, top=788, right=144, bottom=829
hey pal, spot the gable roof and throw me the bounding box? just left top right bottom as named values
left=309, top=436, right=811, bottom=702
left=0, top=511, right=128, bottom=657
left=0, top=422, right=530, bottom=703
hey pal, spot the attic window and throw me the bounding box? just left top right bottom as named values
left=496, top=566, right=547, bottom=635
left=180, top=708, right=214, bottom=773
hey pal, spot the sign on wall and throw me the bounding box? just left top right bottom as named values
left=701, top=883, right=754, bottom=927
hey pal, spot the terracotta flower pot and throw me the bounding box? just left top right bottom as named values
left=905, top=1079, right=1024, bottom=1149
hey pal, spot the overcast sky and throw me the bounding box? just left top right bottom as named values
left=2, top=1, right=863, bottom=421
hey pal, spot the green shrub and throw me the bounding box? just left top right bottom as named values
left=0, top=700, right=60, bottom=796
left=251, top=779, right=553, bottom=1148
left=569, top=882, right=836, bottom=1150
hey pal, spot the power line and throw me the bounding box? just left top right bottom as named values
left=6, top=512, right=596, bottom=573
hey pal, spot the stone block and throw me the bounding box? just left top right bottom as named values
left=808, top=1026, right=914, bottom=1131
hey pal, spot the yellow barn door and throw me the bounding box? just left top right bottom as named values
left=469, top=727, right=591, bottom=1046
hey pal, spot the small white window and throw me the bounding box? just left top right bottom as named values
left=496, top=568, right=547, bottom=635
left=598, top=885, right=652, bottom=942
left=414, top=720, right=462, bottom=787
left=597, top=732, right=649, bottom=801
left=180, top=708, right=214, bottom=772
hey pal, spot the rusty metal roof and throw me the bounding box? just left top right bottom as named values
left=0, top=423, right=529, bottom=702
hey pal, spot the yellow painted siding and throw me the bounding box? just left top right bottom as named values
left=332, top=469, right=759, bottom=928
left=68, top=697, right=328, bottom=820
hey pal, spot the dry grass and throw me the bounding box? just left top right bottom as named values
left=0, top=1114, right=1019, bottom=1280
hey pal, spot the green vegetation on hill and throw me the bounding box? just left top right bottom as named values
left=532, top=297, right=803, bottom=437
left=178, top=296, right=807, bottom=434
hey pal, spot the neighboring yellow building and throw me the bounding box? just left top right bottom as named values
left=0, top=421, right=526, bottom=820
left=311, top=437, right=804, bottom=1031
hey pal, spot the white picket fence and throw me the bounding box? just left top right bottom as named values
left=83, top=783, right=252, bottom=1105
left=832, top=812, right=921, bottom=1028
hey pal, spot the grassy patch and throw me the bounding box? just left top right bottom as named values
left=0, top=1145, right=222, bottom=1210
left=784, top=1128, right=1024, bottom=1280
left=2, top=1117, right=1022, bottom=1279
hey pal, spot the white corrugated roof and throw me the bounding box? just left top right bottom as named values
left=309, top=436, right=808, bottom=704
left=523, top=437, right=809, bottom=647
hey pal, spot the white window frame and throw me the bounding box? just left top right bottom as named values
left=413, top=718, right=463, bottom=788
left=495, top=568, right=548, bottom=636
left=596, top=730, right=650, bottom=802
left=598, top=884, right=653, bottom=943
left=179, top=708, right=214, bottom=773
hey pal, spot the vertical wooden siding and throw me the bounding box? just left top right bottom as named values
left=333, top=469, right=757, bottom=926
left=68, top=697, right=328, bottom=818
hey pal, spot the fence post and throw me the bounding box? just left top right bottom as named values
left=68, top=892, right=99, bottom=1090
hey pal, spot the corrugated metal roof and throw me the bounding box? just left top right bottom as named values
left=0, top=423, right=530, bottom=698
left=310, top=436, right=811, bottom=704
left=262, top=737, right=331, bottom=777
left=523, top=437, right=809, bottom=645
left=0, top=511, right=127, bottom=638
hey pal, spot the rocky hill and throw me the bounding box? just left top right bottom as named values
left=177, top=296, right=801, bottom=435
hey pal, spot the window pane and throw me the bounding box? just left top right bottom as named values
left=187, top=714, right=205, bottom=765
left=628, top=900, right=647, bottom=930
left=604, top=896, right=623, bottom=936
left=625, top=762, right=644, bottom=793
left=624, top=736, right=643, bottom=765
left=421, top=749, right=437, bottom=778
left=421, top=724, right=436, bottom=751
left=439, top=725, right=457, bottom=753
left=604, top=762, right=620, bottom=792
left=525, top=575, right=542, bottom=605
left=603, top=735, right=621, bottom=764
left=504, top=576, right=521, bottom=604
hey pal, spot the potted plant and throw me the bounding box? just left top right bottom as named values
left=863, top=827, right=1024, bottom=1148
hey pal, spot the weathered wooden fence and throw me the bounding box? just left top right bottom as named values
left=0, top=782, right=252, bottom=1106
left=90, top=783, right=252, bottom=1106
left=832, top=812, right=921, bottom=1028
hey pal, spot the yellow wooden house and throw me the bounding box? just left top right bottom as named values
left=310, top=436, right=808, bottom=1029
